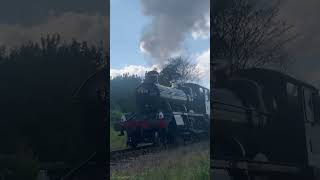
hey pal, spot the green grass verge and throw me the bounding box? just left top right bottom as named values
left=110, top=127, right=127, bottom=151
left=110, top=110, right=127, bottom=151
left=111, top=148, right=209, bottom=180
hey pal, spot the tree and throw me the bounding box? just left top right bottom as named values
left=158, top=56, right=200, bottom=86
left=212, top=0, right=298, bottom=73
left=0, top=34, right=105, bottom=164
left=110, top=74, right=143, bottom=113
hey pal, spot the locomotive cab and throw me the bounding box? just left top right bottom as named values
left=212, top=68, right=320, bottom=179
left=212, top=76, right=268, bottom=161
left=237, top=68, right=320, bottom=166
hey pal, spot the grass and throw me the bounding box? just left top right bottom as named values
left=110, top=127, right=127, bottom=151
left=110, top=110, right=127, bottom=151
left=111, top=143, right=209, bottom=180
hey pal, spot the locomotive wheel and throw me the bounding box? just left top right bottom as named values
left=167, top=121, right=177, bottom=145
left=174, top=134, right=186, bottom=147
left=214, top=137, right=250, bottom=180
left=153, top=131, right=161, bottom=146
left=127, top=136, right=137, bottom=148
left=129, top=142, right=137, bottom=148
left=250, top=153, right=269, bottom=180
left=167, top=133, right=184, bottom=147
left=229, top=169, right=250, bottom=180
left=211, top=169, right=233, bottom=180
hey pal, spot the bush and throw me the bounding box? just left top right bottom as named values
left=110, top=110, right=123, bottom=124
left=0, top=145, right=40, bottom=180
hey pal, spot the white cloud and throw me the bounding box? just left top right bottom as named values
left=191, top=13, right=210, bottom=40
left=110, top=64, right=160, bottom=79
left=111, top=49, right=210, bottom=89
left=195, top=48, right=210, bottom=88
left=139, top=41, right=150, bottom=56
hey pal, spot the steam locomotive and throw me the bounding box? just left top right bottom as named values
left=212, top=68, right=320, bottom=179
left=114, top=71, right=210, bottom=148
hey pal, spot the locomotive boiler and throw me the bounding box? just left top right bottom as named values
left=115, top=71, right=210, bottom=148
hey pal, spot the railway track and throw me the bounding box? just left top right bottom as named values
left=110, top=138, right=209, bottom=163
left=110, top=144, right=162, bottom=162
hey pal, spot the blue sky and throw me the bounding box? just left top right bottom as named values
left=110, top=0, right=150, bottom=68
left=110, top=0, right=210, bottom=88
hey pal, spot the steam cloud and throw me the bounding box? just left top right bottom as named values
left=0, top=12, right=107, bottom=48
left=139, top=0, right=210, bottom=64
left=278, top=0, right=320, bottom=87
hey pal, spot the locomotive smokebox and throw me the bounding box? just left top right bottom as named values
left=145, top=70, right=159, bottom=84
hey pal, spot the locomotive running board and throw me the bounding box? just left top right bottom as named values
left=211, top=159, right=302, bottom=175
left=172, top=112, right=204, bottom=117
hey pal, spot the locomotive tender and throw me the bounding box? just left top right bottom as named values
left=115, top=71, right=210, bottom=148
left=212, top=68, right=320, bottom=179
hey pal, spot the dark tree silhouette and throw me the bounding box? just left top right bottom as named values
left=212, top=0, right=298, bottom=73
left=110, top=74, right=142, bottom=114
left=0, top=33, right=107, bottom=167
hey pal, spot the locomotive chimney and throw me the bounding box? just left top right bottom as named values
left=171, top=81, right=179, bottom=88
left=144, top=70, right=159, bottom=84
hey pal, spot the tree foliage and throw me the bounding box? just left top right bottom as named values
left=110, top=74, right=142, bottom=113
left=212, top=0, right=297, bottom=72
left=158, top=56, right=200, bottom=86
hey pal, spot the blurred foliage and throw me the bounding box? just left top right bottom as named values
left=0, top=143, right=39, bottom=180
left=0, top=34, right=107, bottom=166
left=110, top=110, right=123, bottom=124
